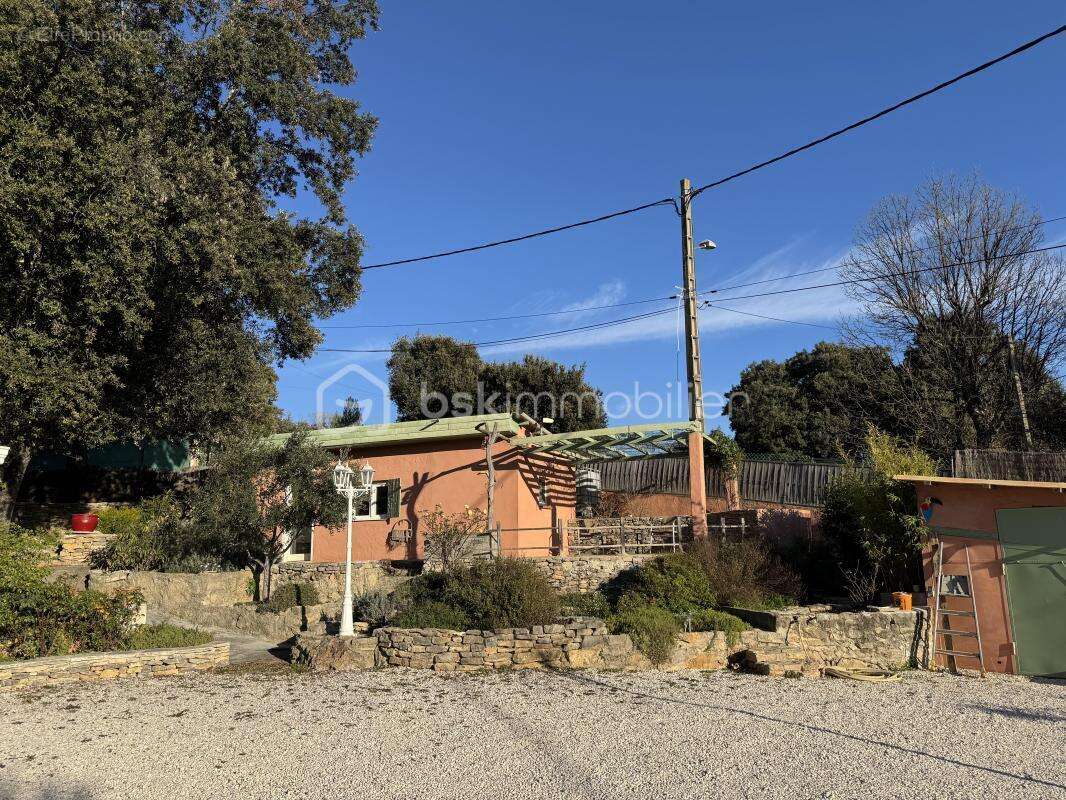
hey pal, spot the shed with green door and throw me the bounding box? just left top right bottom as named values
left=898, top=474, right=1066, bottom=677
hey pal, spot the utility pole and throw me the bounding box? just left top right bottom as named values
left=680, top=178, right=709, bottom=539
left=1006, top=336, right=1034, bottom=449
left=482, top=422, right=500, bottom=548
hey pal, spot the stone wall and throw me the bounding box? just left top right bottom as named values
left=0, top=642, right=230, bottom=691
left=375, top=618, right=640, bottom=671
left=273, top=561, right=412, bottom=605
left=371, top=607, right=923, bottom=675
left=87, top=569, right=255, bottom=609
left=53, top=532, right=116, bottom=566
left=529, top=554, right=656, bottom=594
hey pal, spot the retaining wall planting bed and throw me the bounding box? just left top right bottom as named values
left=369, top=606, right=922, bottom=675
left=0, top=642, right=230, bottom=691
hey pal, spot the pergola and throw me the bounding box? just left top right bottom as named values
left=510, top=421, right=703, bottom=463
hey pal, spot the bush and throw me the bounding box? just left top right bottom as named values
left=690, top=539, right=801, bottom=609
left=558, top=591, right=611, bottom=619
left=685, top=609, right=749, bottom=645
left=390, top=601, right=472, bottom=630
left=608, top=596, right=679, bottom=665
left=408, top=558, right=560, bottom=629
left=604, top=552, right=716, bottom=615
left=257, top=582, right=320, bottom=614
left=354, top=588, right=401, bottom=627
left=124, top=624, right=212, bottom=650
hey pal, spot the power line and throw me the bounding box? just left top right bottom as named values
left=352, top=25, right=1065, bottom=272
left=319, top=305, right=679, bottom=353
left=702, top=302, right=840, bottom=331
left=318, top=294, right=676, bottom=328
left=703, top=214, right=1066, bottom=295
left=708, top=243, right=1066, bottom=303
left=359, top=198, right=676, bottom=270
left=689, top=24, right=1066, bottom=198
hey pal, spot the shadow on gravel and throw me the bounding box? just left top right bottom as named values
left=0, top=780, right=95, bottom=800
left=551, top=670, right=1066, bottom=793
left=972, top=704, right=1066, bottom=723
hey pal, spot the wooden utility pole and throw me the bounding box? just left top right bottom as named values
left=1006, top=336, right=1034, bottom=449
left=484, top=422, right=500, bottom=532
left=680, top=178, right=709, bottom=538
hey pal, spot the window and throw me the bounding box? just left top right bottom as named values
left=282, top=527, right=312, bottom=562
left=354, top=482, right=392, bottom=521
left=941, top=574, right=971, bottom=597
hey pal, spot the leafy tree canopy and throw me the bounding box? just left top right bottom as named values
left=387, top=335, right=607, bottom=433
left=0, top=0, right=379, bottom=464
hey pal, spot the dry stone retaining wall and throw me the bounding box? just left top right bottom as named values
left=53, top=532, right=116, bottom=566
left=371, top=607, right=922, bottom=675
left=0, top=642, right=230, bottom=691
left=273, top=561, right=412, bottom=604
left=529, top=555, right=657, bottom=594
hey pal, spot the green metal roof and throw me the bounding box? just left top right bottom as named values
left=511, top=421, right=701, bottom=462
left=267, top=412, right=522, bottom=451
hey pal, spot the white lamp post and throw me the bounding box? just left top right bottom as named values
left=0, top=446, right=9, bottom=466
left=332, top=460, right=375, bottom=637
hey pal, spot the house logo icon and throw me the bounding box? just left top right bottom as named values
left=315, top=363, right=392, bottom=427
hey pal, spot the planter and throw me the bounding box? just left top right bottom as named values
left=70, top=513, right=100, bottom=533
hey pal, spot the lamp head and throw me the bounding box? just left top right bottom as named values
left=332, top=461, right=354, bottom=492
left=697, top=239, right=717, bottom=251
left=359, top=462, right=375, bottom=489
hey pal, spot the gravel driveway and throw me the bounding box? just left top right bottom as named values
left=1, top=667, right=1063, bottom=800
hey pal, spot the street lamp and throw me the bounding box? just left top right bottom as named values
left=332, top=460, right=375, bottom=637
left=0, top=446, right=9, bottom=466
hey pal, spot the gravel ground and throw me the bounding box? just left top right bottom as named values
left=1, top=666, right=1063, bottom=800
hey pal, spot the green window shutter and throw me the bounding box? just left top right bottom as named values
left=385, top=478, right=401, bottom=519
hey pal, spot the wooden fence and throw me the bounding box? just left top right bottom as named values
left=952, top=449, right=1066, bottom=482
left=466, top=517, right=690, bottom=558
left=593, top=458, right=861, bottom=508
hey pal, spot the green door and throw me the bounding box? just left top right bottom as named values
left=997, top=507, right=1066, bottom=677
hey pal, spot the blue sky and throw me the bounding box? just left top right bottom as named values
left=277, top=2, right=1066, bottom=431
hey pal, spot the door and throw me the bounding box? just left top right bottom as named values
left=997, top=507, right=1066, bottom=677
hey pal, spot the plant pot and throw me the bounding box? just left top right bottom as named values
left=70, top=513, right=99, bottom=533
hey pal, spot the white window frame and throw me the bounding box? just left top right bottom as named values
left=353, top=481, right=390, bottom=522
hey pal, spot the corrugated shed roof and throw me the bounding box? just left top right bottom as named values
left=266, top=413, right=522, bottom=450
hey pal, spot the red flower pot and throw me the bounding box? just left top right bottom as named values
left=70, top=513, right=99, bottom=533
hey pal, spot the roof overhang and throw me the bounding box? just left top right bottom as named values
left=511, top=421, right=702, bottom=462
left=895, top=474, right=1066, bottom=491
left=266, top=413, right=523, bottom=451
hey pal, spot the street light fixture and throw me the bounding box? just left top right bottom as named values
left=0, top=446, right=9, bottom=466
left=332, top=459, right=375, bottom=637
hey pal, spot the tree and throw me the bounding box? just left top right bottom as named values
left=841, top=175, right=1066, bottom=451
left=0, top=0, right=380, bottom=516
left=325, top=397, right=363, bottom=428
left=387, top=335, right=607, bottom=433
left=728, top=343, right=902, bottom=459
left=189, top=429, right=344, bottom=600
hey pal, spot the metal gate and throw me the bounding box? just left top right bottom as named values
left=997, top=507, right=1066, bottom=677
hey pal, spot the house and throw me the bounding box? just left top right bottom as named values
left=896, top=474, right=1066, bottom=677
left=269, top=413, right=577, bottom=563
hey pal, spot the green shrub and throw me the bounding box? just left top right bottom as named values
left=690, top=539, right=802, bottom=609
left=257, top=582, right=320, bottom=614
left=390, top=601, right=472, bottom=630
left=354, top=589, right=400, bottom=627
left=408, top=558, right=560, bottom=629
left=558, top=591, right=611, bottom=619
left=685, top=609, right=749, bottom=645
left=605, top=552, right=716, bottom=615
left=608, top=595, right=679, bottom=665
left=125, top=624, right=212, bottom=650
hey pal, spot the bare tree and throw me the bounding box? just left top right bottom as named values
left=842, top=175, right=1066, bottom=451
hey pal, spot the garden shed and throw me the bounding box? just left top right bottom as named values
left=897, top=474, right=1066, bottom=677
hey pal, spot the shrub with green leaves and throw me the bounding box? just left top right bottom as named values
left=608, top=595, right=679, bottom=665
left=690, top=539, right=802, bottom=609
left=124, top=624, right=212, bottom=650
left=407, top=558, right=560, bottom=629
left=604, top=552, right=716, bottom=615
left=257, top=582, right=320, bottom=614
left=390, top=601, right=472, bottom=631
left=2, top=523, right=142, bottom=660
left=685, top=608, right=749, bottom=645
left=558, top=591, right=611, bottom=619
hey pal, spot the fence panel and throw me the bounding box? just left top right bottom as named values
left=953, top=449, right=1066, bottom=482
left=592, top=457, right=859, bottom=508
